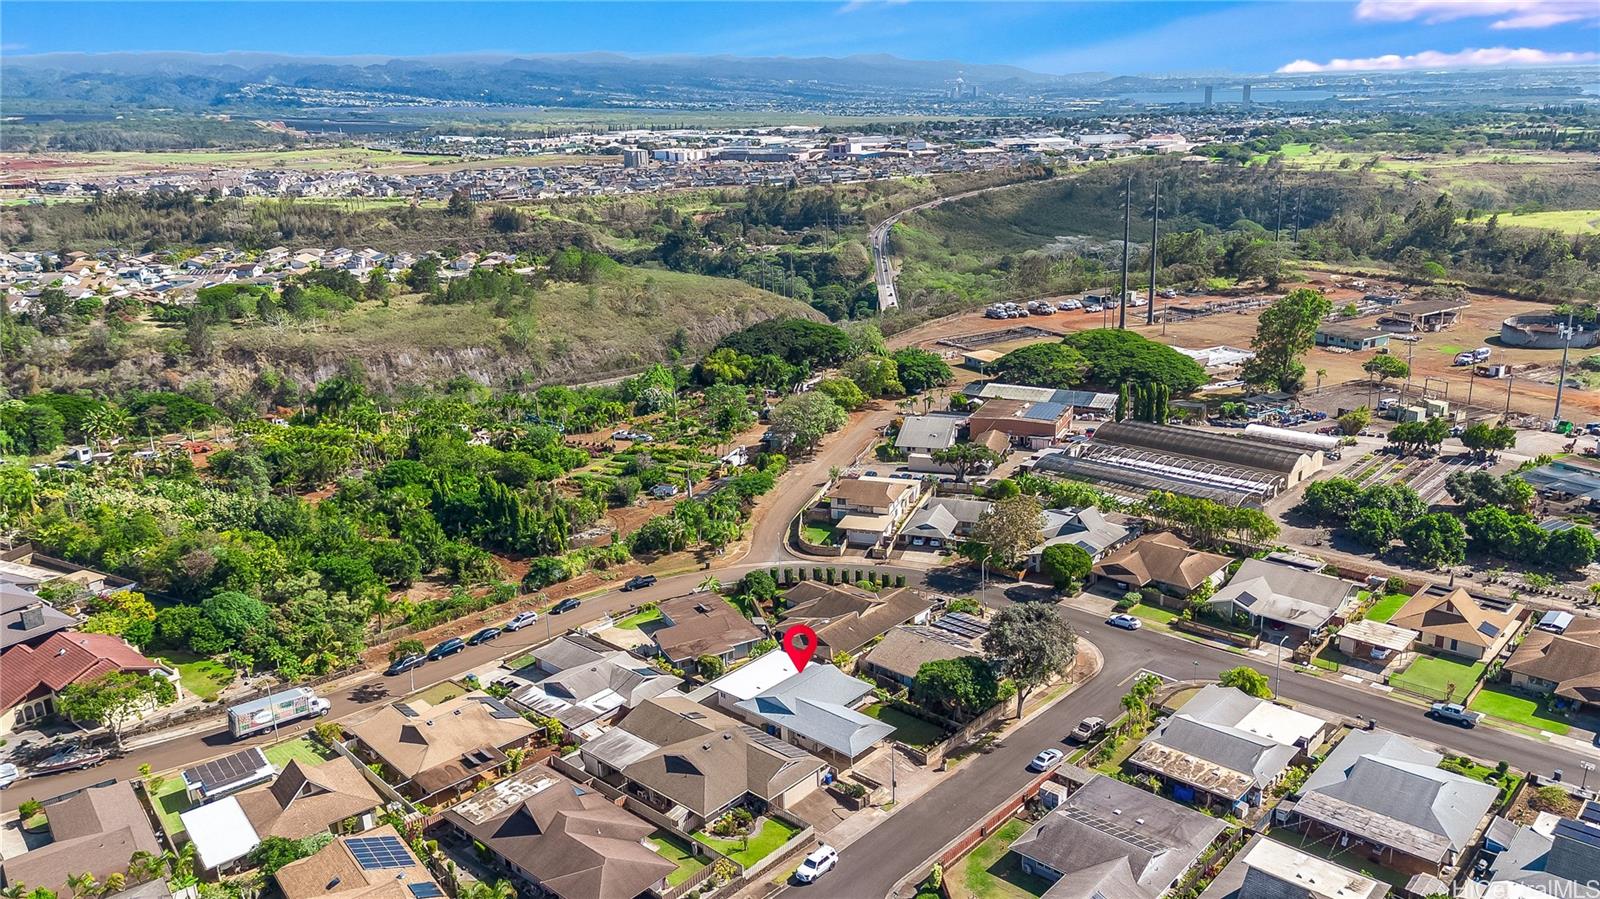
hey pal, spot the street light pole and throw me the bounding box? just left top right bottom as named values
left=1554, top=308, right=1577, bottom=427
left=1582, top=761, right=1595, bottom=792
left=1273, top=636, right=1290, bottom=699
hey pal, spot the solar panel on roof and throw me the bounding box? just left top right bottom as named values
left=346, top=836, right=414, bottom=870
left=933, top=613, right=989, bottom=640
left=182, top=747, right=269, bottom=790
left=1058, top=806, right=1170, bottom=855
left=408, top=884, right=444, bottom=899
left=741, top=725, right=811, bottom=758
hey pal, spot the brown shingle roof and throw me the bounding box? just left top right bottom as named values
left=652, top=595, right=765, bottom=663
left=0, top=782, right=161, bottom=898
left=826, top=477, right=912, bottom=509
left=234, top=758, right=382, bottom=840
left=345, top=693, right=539, bottom=784
left=1505, top=617, right=1600, bottom=703
left=1389, top=588, right=1521, bottom=650
left=274, top=825, right=438, bottom=899
left=781, top=584, right=934, bottom=656
left=441, top=769, right=674, bottom=899
left=1, top=631, right=166, bottom=710
left=1092, top=532, right=1231, bottom=593
left=615, top=697, right=824, bottom=818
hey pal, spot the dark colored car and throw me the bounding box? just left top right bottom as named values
left=386, top=653, right=425, bottom=676
left=467, top=627, right=501, bottom=646
left=621, top=575, right=658, bottom=592
left=552, top=598, right=582, bottom=615
left=427, top=637, right=466, bottom=660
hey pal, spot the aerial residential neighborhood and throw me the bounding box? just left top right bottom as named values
left=4, top=2, right=1600, bottom=899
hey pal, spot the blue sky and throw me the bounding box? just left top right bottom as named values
left=3, top=1, right=1597, bottom=74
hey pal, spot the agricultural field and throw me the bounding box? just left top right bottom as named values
left=1479, top=209, right=1600, bottom=235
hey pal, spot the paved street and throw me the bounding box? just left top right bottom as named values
left=772, top=598, right=1597, bottom=899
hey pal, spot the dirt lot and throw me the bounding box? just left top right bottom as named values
left=891, top=273, right=1598, bottom=419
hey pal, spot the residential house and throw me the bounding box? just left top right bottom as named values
left=0, top=580, right=76, bottom=650
left=1, top=631, right=180, bottom=735
left=1129, top=685, right=1328, bottom=809
left=441, top=767, right=676, bottom=899
left=512, top=635, right=682, bottom=738
left=345, top=693, right=540, bottom=804
left=1091, top=532, right=1231, bottom=597
left=897, top=497, right=991, bottom=551
left=1287, top=728, right=1498, bottom=877
left=1315, top=323, right=1391, bottom=352
left=1389, top=587, right=1523, bottom=663
left=1504, top=615, right=1600, bottom=711
left=966, top=399, right=1073, bottom=449
left=650, top=595, right=765, bottom=669
left=1025, top=506, right=1132, bottom=570
left=1008, top=774, right=1226, bottom=899
left=731, top=664, right=893, bottom=767
left=181, top=757, right=383, bottom=873
left=1199, top=835, right=1386, bottom=899
left=1479, top=801, right=1600, bottom=897
left=894, top=415, right=963, bottom=455
left=823, top=476, right=921, bottom=548
left=577, top=696, right=825, bottom=832
left=274, top=825, right=444, bottom=899
left=961, top=383, right=1117, bottom=417
left=0, top=782, right=163, bottom=898
left=1208, top=559, right=1362, bottom=643
left=861, top=613, right=989, bottom=689
left=778, top=582, right=934, bottom=658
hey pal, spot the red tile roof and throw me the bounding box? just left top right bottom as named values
left=1, top=631, right=165, bottom=710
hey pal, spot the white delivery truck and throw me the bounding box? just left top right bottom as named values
left=228, top=687, right=331, bottom=739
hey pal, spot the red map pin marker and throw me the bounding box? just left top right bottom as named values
left=781, top=625, right=818, bottom=673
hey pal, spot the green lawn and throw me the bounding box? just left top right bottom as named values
left=1487, top=209, right=1600, bottom=235
left=1390, top=655, right=1485, bottom=701
left=693, top=816, right=803, bottom=868
left=615, top=607, right=663, bottom=630
left=156, top=651, right=236, bottom=702
left=1130, top=603, right=1179, bottom=625
left=1469, top=685, right=1571, bottom=735
left=411, top=680, right=466, bottom=706
left=507, top=651, right=540, bottom=671
left=801, top=524, right=837, bottom=545
left=263, top=735, right=335, bottom=770
left=149, top=774, right=194, bottom=838
left=648, top=831, right=708, bottom=887
left=955, top=818, right=1052, bottom=899
left=1364, top=593, right=1410, bottom=624
left=863, top=703, right=949, bottom=748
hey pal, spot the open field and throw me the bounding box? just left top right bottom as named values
left=1483, top=209, right=1600, bottom=235
left=0, top=147, right=619, bottom=180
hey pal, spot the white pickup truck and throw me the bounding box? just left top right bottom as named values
left=1428, top=702, right=1484, bottom=728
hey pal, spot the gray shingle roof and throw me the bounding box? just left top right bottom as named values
left=1211, top=559, right=1358, bottom=629
left=734, top=665, right=891, bottom=758
left=894, top=415, right=963, bottom=451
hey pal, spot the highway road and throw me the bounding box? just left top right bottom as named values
left=869, top=180, right=1047, bottom=313
left=773, top=595, right=1597, bottom=899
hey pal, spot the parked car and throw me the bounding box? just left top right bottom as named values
left=1105, top=613, right=1142, bottom=631
left=794, top=845, right=839, bottom=884
left=1084, top=304, right=1102, bottom=313
left=427, top=637, right=466, bottom=660
left=467, top=627, right=501, bottom=646
left=505, top=610, right=539, bottom=631
left=1028, top=748, right=1065, bottom=772
left=552, top=598, right=582, bottom=614
left=621, top=574, right=658, bottom=592
left=1428, top=702, right=1483, bottom=728
left=386, top=653, right=425, bottom=676
left=0, top=763, right=18, bottom=790
left=1070, top=716, right=1107, bottom=743
left=1058, top=299, right=1082, bottom=311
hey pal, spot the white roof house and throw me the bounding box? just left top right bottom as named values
left=701, top=649, right=800, bottom=704
left=180, top=798, right=259, bottom=871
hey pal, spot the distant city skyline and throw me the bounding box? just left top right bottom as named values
left=3, top=0, right=1598, bottom=76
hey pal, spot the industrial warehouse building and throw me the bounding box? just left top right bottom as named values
left=1029, top=421, right=1323, bottom=506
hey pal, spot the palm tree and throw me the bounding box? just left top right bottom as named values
left=1315, top=368, right=1327, bottom=392
left=368, top=594, right=399, bottom=632
left=98, top=873, right=126, bottom=897
left=65, top=873, right=97, bottom=899
left=126, top=850, right=159, bottom=884
left=463, top=881, right=516, bottom=899
left=162, top=841, right=198, bottom=888
left=698, top=575, right=722, bottom=594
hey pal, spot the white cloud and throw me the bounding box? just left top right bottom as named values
left=1354, top=0, right=1597, bottom=29
left=1279, top=45, right=1600, bottom=73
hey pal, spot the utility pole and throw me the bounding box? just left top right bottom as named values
left=1553, top=307, right=1577, bottom=427
left=1146, top=179, right=1159, bottom=327
left=1119, top=174, right=1131, bottom=330
left=1505, top=371, right=1515, bottom=420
